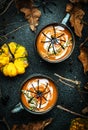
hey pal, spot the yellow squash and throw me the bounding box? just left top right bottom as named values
left=0, top=42, right=29, bottom=77
left=70, top=118, right=88, bottom=130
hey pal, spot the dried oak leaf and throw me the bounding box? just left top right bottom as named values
left=78, top=44, right=88, bottom=74
left=15, top=0, right=41, bottom=31
left=20, top=7, right=41, bottom=31
left=11, top=124, right=26, bottom=130
left=11, top=118, right=53, bottom=130
left=66, top=3, right=74, bottom=13
left=70, top=6, right=85, bottom=37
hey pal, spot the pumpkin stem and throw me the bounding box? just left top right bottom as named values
left=6, top=43, right=15, bottom=61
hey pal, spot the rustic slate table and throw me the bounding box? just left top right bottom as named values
left=0, top=0, right=88, bottom=130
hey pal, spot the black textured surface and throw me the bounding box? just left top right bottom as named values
left=0, top=0, right=88, bottom=130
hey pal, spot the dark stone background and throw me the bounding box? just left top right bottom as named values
left=0, top=0, right=88, bottom=130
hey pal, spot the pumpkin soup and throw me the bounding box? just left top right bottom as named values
left=36, top=24, right=73, bottom=62
left=21, top=76, right=58, bottom=113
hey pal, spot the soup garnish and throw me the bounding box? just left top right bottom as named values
left=21, top=76, right=58, bottom=113
left=36, top=25, right=73, bottom=62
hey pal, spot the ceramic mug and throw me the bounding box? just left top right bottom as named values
left=11, top=74, right=58, bottom=114
left=35, top=13, right=75, bottom=63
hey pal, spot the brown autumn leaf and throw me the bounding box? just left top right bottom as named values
left=66, top=3, right=74, bottom=13
left=20, top=7, right=41, bottom=31
left=11, top=124, right=26, bottom=130
left=66, top=3, right=85, bottom=37
left=82, top=106, right=88, bottom=114
left=15, top=0, right=41, bottom=31
left=70, top=7, right=85, bottom=37
left=78, top=43, right=88, bottom=74
left=11, top=118, right=53, bottom=130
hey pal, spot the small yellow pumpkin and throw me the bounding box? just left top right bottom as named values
left=0, top=42, right=29, bottom=77
left=70, top=118, right=88, bottom=130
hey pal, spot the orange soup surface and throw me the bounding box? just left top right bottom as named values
left=36, top=25, right=73, bottom=62
left=21, top=77, right=58, bottom=112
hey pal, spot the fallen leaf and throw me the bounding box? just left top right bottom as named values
left=11, top=118, right=53, bottom=130
left=27, top=118, right=52, bottom=130
left=82, top=106, right=88, bottom=114
left=15, top=0, right=33, bottom=10
left=11, top=124, right=26, bottom=130
left=20, top=7, right=41, bottom=31
left=66, top=3, right=85, bottom=37
left=78, top=44, right=88, bottom=74
left=66, top=3, right=73, bottom=13
left=70, top=6, right=85, bottom=37
left=15, top=0, right=41, bottom=31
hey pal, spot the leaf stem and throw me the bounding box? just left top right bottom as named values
left=82, top=20, right=88, bottom=26
left=59, top=79, right=74, bottom=88
left=55, top=73, right=88, bottom=105
left=3, top=118, right=10, bottom=130
left=0, top=23, right=28, bottom=42
left=59, top=79, right=88, bottom=94
left=54, top=73, right=81, bottom=85
left=80, top=36, right=88, bottom=47
left=57, top=105, right=88, bottom=119
left=0, top=0, right=14, bottom=16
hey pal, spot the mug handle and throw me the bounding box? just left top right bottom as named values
left=11, top=102, right=24, bottom=113
left=61, top=13, right=70, bottom=25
